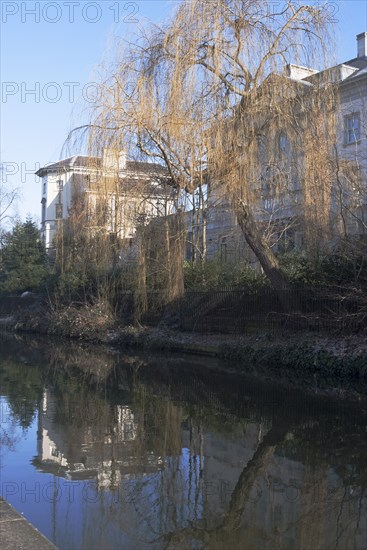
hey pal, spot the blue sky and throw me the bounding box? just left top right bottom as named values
left=1, top=0, right=366, bottom=223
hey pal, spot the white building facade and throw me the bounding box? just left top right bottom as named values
left=188, top=32, right=367, bottom=262
left=37, top=149, right=175, bottom=250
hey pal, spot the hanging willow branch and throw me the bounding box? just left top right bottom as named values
left=68, top=0, right=351, bottom=295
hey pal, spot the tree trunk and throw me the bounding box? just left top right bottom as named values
left=235, top=199, right=289, bottom=291
left=235, top=199, right=305, bottom=319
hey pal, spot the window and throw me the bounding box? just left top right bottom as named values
left=261, top=171, right=271, bottom=195
left=264, top=198, right=273, bottom=211
left=279, top=132, right=290, bottom=155
left=56, top=179, right=63, bottom=190
left=277, top=227, right=295, bottom=253
left=220, top=238, right=227, bottom=262
left=43, top=178, right=47, bottom=194
left=344, top=113, right=360, bottom=144
left=41, top=198, right=46, bottom=224
left=56, top=204, right=63, bottom=219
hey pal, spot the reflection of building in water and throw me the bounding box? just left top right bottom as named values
left=37, top=390, right=69, bottom=468
left=34, top=388, right=366, bottom=549
left=35, top=389, right=163, bottom=488
left=105, top=405, right=137, bottom=443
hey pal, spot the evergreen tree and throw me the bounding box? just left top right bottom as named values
left=0, top=218, right=49, bottom=294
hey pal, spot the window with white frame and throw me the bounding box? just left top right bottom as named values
left=344, top=113, right=360, bottom=144
left=264, top=198, right=273, bottom=211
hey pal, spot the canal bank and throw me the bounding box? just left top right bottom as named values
left=0, top=498, right=57, bottom=550
left=106, top=326, right=367, bottom=400
left=3, top=304, right=367, bottom=401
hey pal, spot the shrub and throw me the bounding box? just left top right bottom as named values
left=0, top=218, right=49, bottom=295
left=184, top=259, right=267, bottom=290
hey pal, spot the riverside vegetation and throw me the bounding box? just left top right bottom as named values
left=1, top=2, right=367, bottom=397
left=0, top=218, right=367, bottom=401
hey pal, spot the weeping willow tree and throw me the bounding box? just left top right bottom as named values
left=145, top=0, right=338, bottom=290
left=52, top=156, right=124, bottom=305
left=77, top=0, right=340, bottom=296
left=67, top=43, right=205, bottom=307
left=134, top=213, right=186, bottom=320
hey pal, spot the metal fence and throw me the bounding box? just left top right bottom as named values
left=2, top=287, right=364, bottom=334
left=141, top=286, right=366, bottom=334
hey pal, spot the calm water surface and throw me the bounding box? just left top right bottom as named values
left=0, top=334, right=366, bottom=550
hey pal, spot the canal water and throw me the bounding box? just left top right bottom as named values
left=0, top=334, right=366, bottom=550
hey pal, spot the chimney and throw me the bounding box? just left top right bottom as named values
left=102, top=148, right=126, bottom=173
left=357, top=32, right=367, bottom=58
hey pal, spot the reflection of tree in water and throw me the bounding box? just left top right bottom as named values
left=0, top=421, right=22, bottom=459
left=1, top=335, right=366, bottom=549
left=118, top=364, right=367, bottom=550
left=115, top=398, right=203, bottom=544
left=0, top=338, right=45, bottom=458
left=152, top=410, right=366, bottom=550
left=278, top=414, right=367, bottom=550
left=153, top=420, right=287, bottom=550
left=43, top=348, right=367, bottom=550
left=0, top=359, right=43, bottom=431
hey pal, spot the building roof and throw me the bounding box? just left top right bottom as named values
left=36, top=155, right=169, bottom=178
left=343, top=56, right=367, bottom=70
left=35, top=156, right=99, bottom=175
left=342, top=64, right=367, bottom=83
left=126, top=160, right=168, bottom=175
